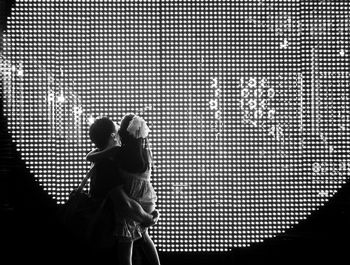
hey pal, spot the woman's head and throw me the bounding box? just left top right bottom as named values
left=89, top=117, right=117, bottom=150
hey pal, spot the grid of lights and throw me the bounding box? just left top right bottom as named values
left=2, top=0, right=349, bottom=252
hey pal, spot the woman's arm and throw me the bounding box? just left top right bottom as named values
left=109, top=185, right=156, bottom=226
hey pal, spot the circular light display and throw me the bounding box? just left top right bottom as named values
left=2, top=0, right=350, bottom=251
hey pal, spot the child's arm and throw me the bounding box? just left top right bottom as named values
left=85, top=148, right=99, bottom=162
left=85, top=146, right=119, bottom=162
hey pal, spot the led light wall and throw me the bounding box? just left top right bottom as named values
left=2, top=0, right=349, bottom=251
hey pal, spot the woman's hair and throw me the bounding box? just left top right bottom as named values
left=118, top=113, right=152, bottom=173
left=89, top=117, right=116, bottom=150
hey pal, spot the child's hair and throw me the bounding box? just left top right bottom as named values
left=89, top=117, right=116, bottom=150
left=118, top=113, right=152, bottom=173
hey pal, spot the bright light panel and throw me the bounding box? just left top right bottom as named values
left=2, top=0, right=350, bottom=252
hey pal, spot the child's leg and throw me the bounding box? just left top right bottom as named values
left=140, top=229, right=161, bottom=265
left=117, top=240, right=134, bottom=265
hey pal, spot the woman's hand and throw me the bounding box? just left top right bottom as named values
left=151, top=209, right=159, bottom=222
left=141, top=209, right=160, bottom=227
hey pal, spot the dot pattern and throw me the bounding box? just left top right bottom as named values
left=2, top=0, right=350, bottom=252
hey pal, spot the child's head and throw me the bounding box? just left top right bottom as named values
left=118, top=113, right=136, bottom=143
left=89, top=117, right=117, bottom=150
left=118, top=113, right=149, bottom=143
left=118, top=113, right=152, bottom=172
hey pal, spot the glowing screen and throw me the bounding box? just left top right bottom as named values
left=2, top=0, right=350, bottom=251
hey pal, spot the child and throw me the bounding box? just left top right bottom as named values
left=87, top=114, right=160, bottom=265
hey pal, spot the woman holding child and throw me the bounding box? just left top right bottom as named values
left=85, top=114, right=160, bottom=265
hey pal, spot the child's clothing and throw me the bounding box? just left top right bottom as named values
left=113, top=165, right=158, bottom=242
